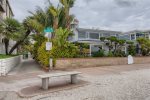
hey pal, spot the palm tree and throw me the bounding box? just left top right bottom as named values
left=59, top=0, right=76, bottom=28
left=29, top=0, right=76, bottom=34
left=8, top=17, right=34, bottom=55
left=0, top=18, right=21, bottom=55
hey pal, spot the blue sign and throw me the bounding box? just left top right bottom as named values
left=44, top=27, right=54, bottom=33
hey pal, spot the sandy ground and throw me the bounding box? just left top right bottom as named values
left=1, top=62, right=150, bottom=100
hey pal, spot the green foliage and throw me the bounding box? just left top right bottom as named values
left=37, top=28, right=78, bottom=67
left=51, top=44, right=78, bottom=58
left=101, top=36, right=126, bottom=52
left=0, top=18, right=26, bottom=55
left=128, top=44, right=136, bottom=56
left=32, top=34, right=46, bottom=60
left=92, top=50, right=105, bottom=57
left=137, top=38, right=150, bottom=56
left=52, top=28, right=78, bottom=58
left=74, top=42, right=89, bottom=49
left=74, top=42, right=90, bottom=57
left=126, top=41, right=134, bottom=45
left=37, top=42, right=51, bottom=67
left=107, top=51, right=114, bottom=57
left=114, top=50, right=126, bottom=57
left=0, top=54, right=16, bottom=59
left=100, top=37, right=106, bottom=42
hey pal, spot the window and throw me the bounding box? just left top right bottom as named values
left=145, top=34, right=149, bottom=39
left=78, top=32, right=88, bottom=39
left=136, top=33, right=144, bottom=39
left=103, top=33, right=110, bottom=37
left=131, top=34, right=135, bottom=40
left=119, top=34, right=130, bottom=40
left=89, top=33, right=99, bottom=39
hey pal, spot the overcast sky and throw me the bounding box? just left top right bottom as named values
left=10, top=0, right=150, bottom=32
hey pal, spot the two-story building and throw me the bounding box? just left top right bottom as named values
left=70, top=19, right=150, bottom=56
left=0, top=0, right=15, bottom=54
left=70, top=19, right=124, bottom=55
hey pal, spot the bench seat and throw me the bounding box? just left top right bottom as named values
left=38, top=71, right=81, bottom=78
left=38, top=71, right=81, bottom=90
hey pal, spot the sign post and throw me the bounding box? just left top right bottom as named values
left=44, top=27, right=54, bottom=71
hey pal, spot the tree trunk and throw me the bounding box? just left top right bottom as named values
left=4, top=38, right=9, bottom=55
left=8, top=30, right=31, bottom=55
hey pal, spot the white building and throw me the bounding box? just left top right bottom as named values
left=0, top=0, right=16, bottom=54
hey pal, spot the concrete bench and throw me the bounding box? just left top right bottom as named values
left=38, top=71, right=81, bottom=90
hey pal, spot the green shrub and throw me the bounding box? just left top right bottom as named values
left=37, top=42, right=52, bottom=67
left=107, top=51, right=114, bottom=57
left=127, top=44, right=136, bottom=56
left=32, top=34, right=46, bottom=60
left=37, top=28, right=79, bottom=67
left=74, top=42, right=90, bottom=57
left=92, top=50, right=105, bottom=57
left=114, top=50, right=126, bottom=57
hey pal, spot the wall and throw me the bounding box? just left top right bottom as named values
left=55, top=57, right=127, bottom=69
left=55, top=57, right=150, bottom=69
left=0, top=56, right=21, bottom=76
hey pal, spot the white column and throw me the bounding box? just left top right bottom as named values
left=90, top=44, right=92, bottom=56
left=134, top=33, right=136, bottom=40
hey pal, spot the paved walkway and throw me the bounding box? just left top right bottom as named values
left=9, top=59, right=43, bottom=75
left=1, top=63, right=150, bottom=100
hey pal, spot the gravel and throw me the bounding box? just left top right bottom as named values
left=1, top=68, right=150, bottom=100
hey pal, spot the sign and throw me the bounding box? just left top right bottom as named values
left=46, top=42, right=52, bottom=50
left=44, top=27, right=54, bottom=33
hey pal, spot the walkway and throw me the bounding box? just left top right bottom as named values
left=1, top=63, right=150, bottom=100
left=9, top=58, right=43, bottom=75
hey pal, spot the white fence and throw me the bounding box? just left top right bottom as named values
left=0, top=55, right=21, bottom=76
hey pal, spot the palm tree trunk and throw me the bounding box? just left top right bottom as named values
left=8, top=30, right=31, bottom=55
left=4, top=38, right=9, bottom=55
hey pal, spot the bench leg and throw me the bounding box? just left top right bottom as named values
left=42, top=78, right=49, bottom=90
left=71, top=74, right=78, bottom=84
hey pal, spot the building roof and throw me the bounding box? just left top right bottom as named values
left=76, top=28, right=121, bottom=34
left=124, top=30, right=150, bottom=34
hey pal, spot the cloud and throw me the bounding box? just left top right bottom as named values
left=114, top=0, right=136, bottom=7
left=9, top=0, right=150, bottom=32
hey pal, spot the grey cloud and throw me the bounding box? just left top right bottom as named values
left=9, top=0, right=150, bottom=32
left=114, top=0, right=136, bottom=7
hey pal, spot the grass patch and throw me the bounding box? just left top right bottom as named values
left=0, top=54, right=16, bottom=59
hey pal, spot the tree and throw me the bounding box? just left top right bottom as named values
left=0, top=18, right=23, bottom=55
left=100, top=36, right=126, bottom=57
left=100, top=36, right=126, bottom=51
left=59, top=0, right=76, bottom=28
left=29, top=0, right=75, bottom=34
left=8, top=18, right=33, bottom=55
left=137, top=38, right=150, bottom=56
